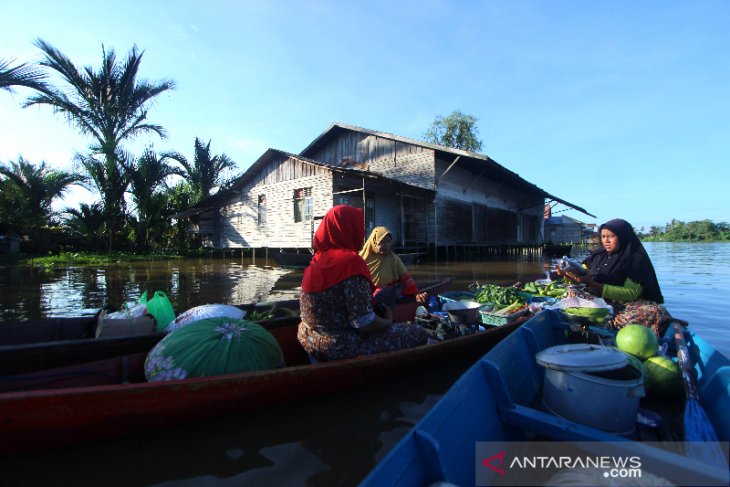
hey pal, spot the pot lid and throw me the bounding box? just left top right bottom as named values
left=536, top=344, right=628, bottom=372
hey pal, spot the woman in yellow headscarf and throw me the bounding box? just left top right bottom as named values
left=360, top=226, right=428, bottom=304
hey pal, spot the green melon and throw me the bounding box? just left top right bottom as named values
left=645, top=356, right=683, bottom=397
left=616, top=324, right=658, bottom=360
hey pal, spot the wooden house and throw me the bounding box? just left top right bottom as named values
left=174, top=123, right=591, bottom=256
left=544, top=215, right=590, bottom=244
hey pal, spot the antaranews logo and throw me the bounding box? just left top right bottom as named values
left=481, top=451, right=506, bottom=475
left=476, top=441, right=730, bottom=487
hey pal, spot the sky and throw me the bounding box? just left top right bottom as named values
left=1, top=0, right=729, bottom=232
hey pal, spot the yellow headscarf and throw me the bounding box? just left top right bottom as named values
left=359, top=226, right=407, bottom=288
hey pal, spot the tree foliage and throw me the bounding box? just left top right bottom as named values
left=0, top=58, right=48, bottom=94
left=167, top=137, right=237, bottom=204
left=0, top=157, right=86, bottom=250
left=24, top=39, right=175, bottom=250
left=638, top=219, right=730, bottom=241
left=424, top=110, right=483, bottom=152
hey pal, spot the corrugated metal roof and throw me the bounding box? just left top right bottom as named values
left=300, top=123, right=594, bottom=217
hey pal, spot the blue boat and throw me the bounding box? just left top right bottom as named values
left=361, top=310, right=730, bottom=487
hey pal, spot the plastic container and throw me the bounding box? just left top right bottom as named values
left=536, top=344, right=645, bottom=434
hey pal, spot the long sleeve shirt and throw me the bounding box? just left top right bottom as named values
left=601, top=277, right=644, bottom=302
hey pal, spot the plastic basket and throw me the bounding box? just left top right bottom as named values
left=480, top=308, right=526, bottom=326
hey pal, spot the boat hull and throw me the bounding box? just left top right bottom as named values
left=0, top=317, right=520, bottom=455
left=361, top=310, right=730, bottom=486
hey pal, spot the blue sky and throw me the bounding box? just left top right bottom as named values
left=2, top=0, right=729, bottom=231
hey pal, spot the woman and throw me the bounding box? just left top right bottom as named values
left=297, top=206, right=427, bottom=361
left=359, top=226, right=428, bottom=305
left=561, top=218, right=668, bottom=335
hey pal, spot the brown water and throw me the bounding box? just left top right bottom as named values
left=0, top=256, right=548, bottom=321
left=1, top=243, right=728, bottom=486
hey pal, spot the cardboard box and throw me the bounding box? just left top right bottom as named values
left=95, top=310, right=157, bottom=338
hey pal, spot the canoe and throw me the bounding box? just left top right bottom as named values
left=0, top=277, right=453, bottom=375
left=0, top=310, right=522, bottom=455
left=360, top=310, right=730, bottom=487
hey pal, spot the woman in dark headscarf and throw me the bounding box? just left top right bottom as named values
left=579, top=219, right=663, bottom=303
left=562, top=218, right=668, bottom=335
left=297, top=205, right=427, bottom=361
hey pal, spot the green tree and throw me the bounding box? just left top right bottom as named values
left=0, top=58, right=47, bottom=94
left=424, top=110, right=483, bottom=152
left=63, top=201, right=106, bottom=250
left=23, top=39, right=175, bottom=251
left=0, top=157, right=86, bottom=249
left=125, top=148, right=182, bottom=249
left=168, top=138, right=237, bottom=203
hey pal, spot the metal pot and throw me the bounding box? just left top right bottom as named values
left=536, top=344, right=645, bottom=434
left=443, top=300, right=481, bottom=324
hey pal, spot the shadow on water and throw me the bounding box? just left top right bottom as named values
left=0, top=354, right=476, bottom=487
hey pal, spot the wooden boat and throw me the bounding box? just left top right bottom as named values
left=0, top=309, right=521, bottom=455
left=360, top=310, right=730, bottom=487
left=0, top=277, right=453, bottom=369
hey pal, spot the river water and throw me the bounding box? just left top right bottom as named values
left=0, top=242, right=728, bottom=486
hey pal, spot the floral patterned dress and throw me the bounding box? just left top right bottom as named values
left=297, top=275, right=427, bottom=361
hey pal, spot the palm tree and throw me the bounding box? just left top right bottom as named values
left=125, top=148, right=182, bottom=249
left=0, top=157, right=86, bottom=248
left=23, top=39, right=175, bottom=250
left=0, top=58, right=48, bottom=94
left=168, top=138, right=237, bottom=203
left=63, top=202, right=106, bottom=250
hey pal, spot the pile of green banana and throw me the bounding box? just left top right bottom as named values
left=562, top=306, right=610, bottom=323
left=522, top=278, right=568, bottom=298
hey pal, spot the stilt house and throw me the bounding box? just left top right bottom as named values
left=174, top=123, right=591, bottom=256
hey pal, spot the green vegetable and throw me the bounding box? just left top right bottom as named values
left=473, top=284, right=524, bottom=309
left=562, top=307, right=610, bottom=323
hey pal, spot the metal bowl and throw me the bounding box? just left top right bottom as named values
left=443, top=300, right=481, bottom=324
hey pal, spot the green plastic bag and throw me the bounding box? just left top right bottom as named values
left=140, top=291, right=176, bottom=332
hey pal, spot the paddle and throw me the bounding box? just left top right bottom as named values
left=672, top=321, right=727, bottom=467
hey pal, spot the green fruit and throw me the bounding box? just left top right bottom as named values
left=616, top=324, right=658, bottom=360
left=645, top=356, right=683, bottom=397
left=625, top=353, right=651, bottom=389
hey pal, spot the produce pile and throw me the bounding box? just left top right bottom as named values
left=522, top=278, right=570, bottom=298
left=471, top=284, right=529, bottom=317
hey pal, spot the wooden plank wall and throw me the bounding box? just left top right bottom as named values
left=217, top=156, right=333, bottom=249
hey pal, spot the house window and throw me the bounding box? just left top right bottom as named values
left=294, top=188, right=313, bottom=222
left=258, top=194, right=266, bottom=225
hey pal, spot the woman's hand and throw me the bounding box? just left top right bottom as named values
left=415, top=292, right=428, bottom=304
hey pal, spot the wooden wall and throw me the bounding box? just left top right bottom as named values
left=217, top=154, right=334, bottom=249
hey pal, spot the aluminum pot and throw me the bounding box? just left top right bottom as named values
left=536, top=344, right=645, bottom=434
left=443, top=300, right=481, bottom=324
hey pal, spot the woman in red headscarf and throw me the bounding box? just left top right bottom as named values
left=297, top=205, right=427, bottom=361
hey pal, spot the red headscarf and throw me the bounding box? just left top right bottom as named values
left=301, top=205, right=374, bottom=293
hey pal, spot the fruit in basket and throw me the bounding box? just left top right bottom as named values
left=644, top=355, right=683, bottom=396
left=616, top=324, right=658, bottom=360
